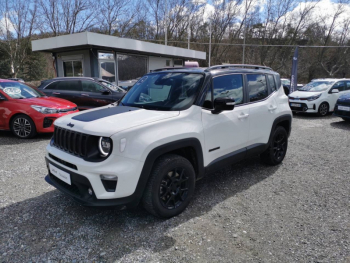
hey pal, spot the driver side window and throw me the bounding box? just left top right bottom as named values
left=82, top=81, right=107, bottom=93
left=213, top=74, right=244, bottom=104
left=333, top=81, right=346, bottom=92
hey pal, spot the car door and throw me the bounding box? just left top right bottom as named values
left=81, top=80, right=116, bottom=108
left=43, top=80, right=82, bottom=106
left=246, top=73, right=276, bottom=147
left=0, top=91, right=8, bottom=129
left=328, top=81, right=346, bottom=111
left=201, top=74, right=250, bottom=168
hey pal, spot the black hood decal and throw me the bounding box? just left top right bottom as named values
left=72, top=106, right=140, bottom=122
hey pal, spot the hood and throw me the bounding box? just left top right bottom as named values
left=54, top=105, right=180, bottom=136
left=289, top=90, right=322, bottom=98
left=18, top=96, right=77, bottom=108
left=337, top=92, right=350, bottom=103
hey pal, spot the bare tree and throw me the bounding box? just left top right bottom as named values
left=0, top=0, right=38, bottom=77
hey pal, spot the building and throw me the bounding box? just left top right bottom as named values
left=32, top=32, right=206, bottom=86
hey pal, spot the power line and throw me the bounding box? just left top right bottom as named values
left=136, top=38, right=350, bottom=48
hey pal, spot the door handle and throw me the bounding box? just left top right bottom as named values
left=238, top=113, right=249, bottom=119
left=53, top=92, right=60, bottom=95
left=269, top=105, right=277, bottom=111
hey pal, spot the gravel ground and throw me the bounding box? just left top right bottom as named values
left=0, top=113, right=349, bottom=262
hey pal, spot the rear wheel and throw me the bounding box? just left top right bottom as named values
left=261, top=126, right=288, bottom=165
left=318, top=102, right=329, bottom=116
left=142, top=154, right=196, bottom=218
left=11, top=114, right=37, bottom=139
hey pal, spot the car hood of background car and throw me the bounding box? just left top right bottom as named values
left=289, top=90, right=323, bottom=98
left=54, top=105, right=180, bottom=136
left=337, top=93, right=350, bottom=104
left=19, top=97, right=77, bottom=108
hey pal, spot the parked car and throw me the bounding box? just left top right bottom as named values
left=288, top=78, right=350, bottom=116
left=281, top=78, right=303, bottom=95
left=0, top=80, right=78, bottom=138
left=38, top=77, right=126, bottom=110
left=8, top=78, right=25, bottom=83
left=44, top=64, right=292, bottom=218
left=333, top=93, right=350, bottom=122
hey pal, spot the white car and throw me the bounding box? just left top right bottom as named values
left=44, top=64, right=292, bottom=218
left=288, top=79, right=350, bottom=116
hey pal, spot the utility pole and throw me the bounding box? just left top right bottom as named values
left=209, top=20, right=212, bottom=67
left=187, top=16, right=190, bottom=49
left=242, top=0, right=247, bottom=64
left=165, top=0, right=168, bottom=45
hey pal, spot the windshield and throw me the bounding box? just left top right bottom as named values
left=299, top=81, right=335, bottom=92
left=121, top=73, right=204, bottom=111
left=0, top=82, right=43, bottom=99
left=100, top=81, right=124, bottom=92
left=281, top=79, right=290, bottom=85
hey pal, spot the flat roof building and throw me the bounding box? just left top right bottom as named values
left=32, top=32, right=206, bottom=86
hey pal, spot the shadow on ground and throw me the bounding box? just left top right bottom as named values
left=330, top=120, right=350, bottom=131
left=0, top=156, right=281, bottom=261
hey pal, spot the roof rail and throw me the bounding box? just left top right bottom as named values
left=206, top=64, right=272, bottom=71
left=150, top=67, right=189, bottom=73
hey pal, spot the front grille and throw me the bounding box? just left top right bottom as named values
left=49, top=153, right=78, bottom=170
left=53, top=126, right=90, bottom=158
left=43, top=118, right=54, bottom=128
left=59, top=107, right=78, bottom=113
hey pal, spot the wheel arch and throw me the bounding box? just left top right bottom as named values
left=132, top=138, right=204, bottom=206
left=269, top=114, right=292, bottom=141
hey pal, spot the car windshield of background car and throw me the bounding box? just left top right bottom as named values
left=0, top=82, right=43, bottom=99
left=299, top=81, right=335, bottom=92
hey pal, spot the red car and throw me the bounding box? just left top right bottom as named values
left=0, top=80, right=79, bottom=138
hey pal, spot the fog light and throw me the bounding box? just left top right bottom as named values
left=100, top=174, right=118, bottom=192
left=88, top=188, right=93, bottom=195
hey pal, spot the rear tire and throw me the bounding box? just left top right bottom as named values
left=142, top=154, right=196, bottom=218
left=261, top=126, right=288, bottom=165
left=318, top=102, right=329, bottom=117
left=10, top=114, right=37, bottom=139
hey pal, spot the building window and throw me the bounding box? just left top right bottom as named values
left=63, top=61, right=83, bottom=77
left=98, top=52, right=116, bottom=83
left=98, top=52, right=114, bottom=60
left=117, top=54, right=147, bottom=86
left=166, top=60, right=171, bottom=66
left=174, top=59, right=183, bottom=66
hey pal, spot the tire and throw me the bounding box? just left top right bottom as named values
left=10, top=114, right=37, bottom=139
left=260, top=126, right=288, bottom=165
left=142, top=154, right=196, bottom=218
left=318, top=102, right=329, bottom=117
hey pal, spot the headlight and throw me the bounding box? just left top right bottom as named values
left=99, top=137, right=112, bottom=157
left=31, top=105, right=59, bottom=114
left=307, top=94, right=321, bottom=101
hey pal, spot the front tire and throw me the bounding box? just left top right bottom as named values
left=318, top=102, right=329, bottom=116
left=142, top=154, right=196, bottom=218
left=261, top=126, right=288, bottom=165
left=10, top=114, right=37, bottom=139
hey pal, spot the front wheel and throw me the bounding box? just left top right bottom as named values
left=261, top=126, right=288, bottom=165
left=142, top=154, right=196, bottom=218
left=318, top=102, right=329, bottom=116
left=11, top=114, right=37, bottom=139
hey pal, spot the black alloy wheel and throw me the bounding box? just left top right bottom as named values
left=159, top=168, right=189, bottom=210
left=142, top=154, right=196, bottom=218
left=261, top=126, right=288, bottom=165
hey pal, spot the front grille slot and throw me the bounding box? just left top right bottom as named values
left=53, top=126, right=91, bottom=158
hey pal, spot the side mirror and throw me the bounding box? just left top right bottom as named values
left=101, top=89, right=110, bottom=95
left=211, top=97, right=235, bottom=114
left=331, top=89, right=339, bottom=94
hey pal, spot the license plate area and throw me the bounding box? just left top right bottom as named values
left=338, top=106, right=350, bottom=111
left=290, top=103, right=302, bottom=107
left=49, top=163, right=71, bottom=185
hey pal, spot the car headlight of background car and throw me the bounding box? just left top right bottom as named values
left=99, top=137, right=112, bottom=157
left=307, top=94, right=321, bottom=101
left=31, top=105, right=59, bottom=114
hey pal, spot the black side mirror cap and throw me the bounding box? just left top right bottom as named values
left=211, top=97, right=235, bottom=114
left=101, top=89, right=110, bottom=95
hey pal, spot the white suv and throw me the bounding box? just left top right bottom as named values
left=289, top=78, right=350, bottom=116
left=44, top=64, right=292, bottom=218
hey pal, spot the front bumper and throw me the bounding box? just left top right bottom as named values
left=45, top=157, right=141, bottom=208
left=289, top=100, right=318, bottom=113
left=333, top=104, right=350, bottom=119
left=34, top=110, right=79, bottom=133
